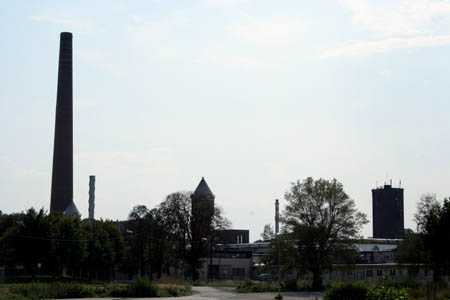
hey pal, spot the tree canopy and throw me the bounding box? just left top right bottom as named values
left=260, top=224, right=275, bottom=241
left=282, top=177, right=368, bottom=290
left=409, top=194, right=450, bottom=281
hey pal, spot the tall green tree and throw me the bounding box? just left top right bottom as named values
left=397, top=231, right=429, bottom=277
left=2, top=208, right=52, bottom=278
left=157, top=192, right=230, bottom=280
left=413, top=194, right=450, bottom=282
left=124, top=205, right=167, bottom=279
left=157, top=192, right=192, bottom=276
left=82, top=219, right=124, bottom=280
left=282, top=177, right=368, bottom=290
left=49, top=214, right=86, bottom=277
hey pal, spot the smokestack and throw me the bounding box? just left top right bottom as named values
left=275, top=199, right=279, bottom=234
left=50, top=32, right=76, bottom=214
left=88, top=176, right=95, bottom=219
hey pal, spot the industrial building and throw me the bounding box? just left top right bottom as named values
left=372, top=183, right=404, bottom=239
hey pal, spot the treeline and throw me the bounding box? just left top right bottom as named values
left=0, top=191, right=229, bottom=281
left=0, top=208, right=123, bottom=280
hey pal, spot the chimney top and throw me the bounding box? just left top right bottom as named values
left=60, top=32, right=73, bottom=38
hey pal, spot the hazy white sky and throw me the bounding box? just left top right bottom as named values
left=1, top=0, right=450, bottom=241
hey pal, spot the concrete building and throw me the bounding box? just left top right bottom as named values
left=215, top=229, right=249, bottom=245
left=198, top=239, right=432, bottom=283
left=372, top=184, right=404, bottom=239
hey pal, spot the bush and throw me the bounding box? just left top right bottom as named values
left=281, top=279, right=313, bottom=291
left=236, top=281, right=279, bottom=293
left=366, top=285, right=411, bottom=300
left=324, top=281, right=368, bottom=300
left=399, top=277, right=425, bottom=290
left=103, top=283, right=129, bottom=297
left=282, top=279, right=297, bottom=291
left=156, top=284, right=191, bottom=297
left=129, top=277, right=158, bottom=297
left=10, top=282, right=95, bottom=299
left=0, top=293, right=30, bottom=300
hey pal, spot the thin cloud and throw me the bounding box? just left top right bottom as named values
left=124, top=15, right=189, bottom=62
left=77, top=48, right=126, bottom=77
left=342, top=0, right=450, bottom=36
left=0, top=156, right=46, bottom=178
left=321, top=35, right=450, bottom=58
left=204, top=0, right=248, bottom=6
left=194, top=48, right=274, bottom=71
left=28, top=15, right=96, bottom=36
left=228, top=16, right=305, bottom=45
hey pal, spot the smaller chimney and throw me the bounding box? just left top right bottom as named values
left=275, top=199, right=279, bottom=235
left=88, top=176, right=95, bottom=219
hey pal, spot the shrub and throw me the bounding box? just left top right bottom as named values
left=156, top=284, right=191, bottom=297
left=324, top=281, right=368, bottom=300
left=236, top=281, right=279, bottom=293
left=282, top=279, right=298, bottom=291
left=103, top=283, right=129, bottom=297
left=129, top=277, right=158, bottom=297
left=10, top=282, right=95, bottom=299
left=0, top=293, right=30, bottom=300
left=366, top=285, right=411, bottom=300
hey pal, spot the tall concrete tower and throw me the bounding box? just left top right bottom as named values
left=50, top=32, right=79, bottom=215
left=372, top=184, right=404, bottom=239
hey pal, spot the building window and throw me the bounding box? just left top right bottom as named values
left=366, top=270, right=373, bottom=277
left=355, top=272, right=363, bottom=280
left=390, top=269, right=396, bottom=277
left=377, top=269, right=383, bottom=277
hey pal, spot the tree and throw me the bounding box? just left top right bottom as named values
left=413, top=194, right=450, bottom=282
left=157, top=191, right=230, bottom=281
left=397, top=231, right=428, bottom=277
left=260, top=224, right=275, bottom=241
left=123, top=205, right=151, bottom=278
left=49, top=214, right=86, bottom=277
left=282, top=177, right=368, bottom=290
left=3, top=208, right=53, bottom=278
left=82, top=219, right=124, bottom=280
left=157, top=192, right=192, bottom=274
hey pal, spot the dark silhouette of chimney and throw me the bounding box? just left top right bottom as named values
left=50, top=32, right=74, bottom=214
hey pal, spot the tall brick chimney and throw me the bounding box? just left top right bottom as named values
left=50, top=32, right=75, bottom=214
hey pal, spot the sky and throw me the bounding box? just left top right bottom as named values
left=1, top=0, right=450, bottom=242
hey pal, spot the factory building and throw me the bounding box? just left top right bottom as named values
left=372, top=183, right=404, bottom=239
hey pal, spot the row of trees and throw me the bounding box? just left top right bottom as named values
left=0, top=191, right=229, bottom=281
left=2, top=177, right=448, bottom=289
left=0, top=208, right=123, bottom=280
